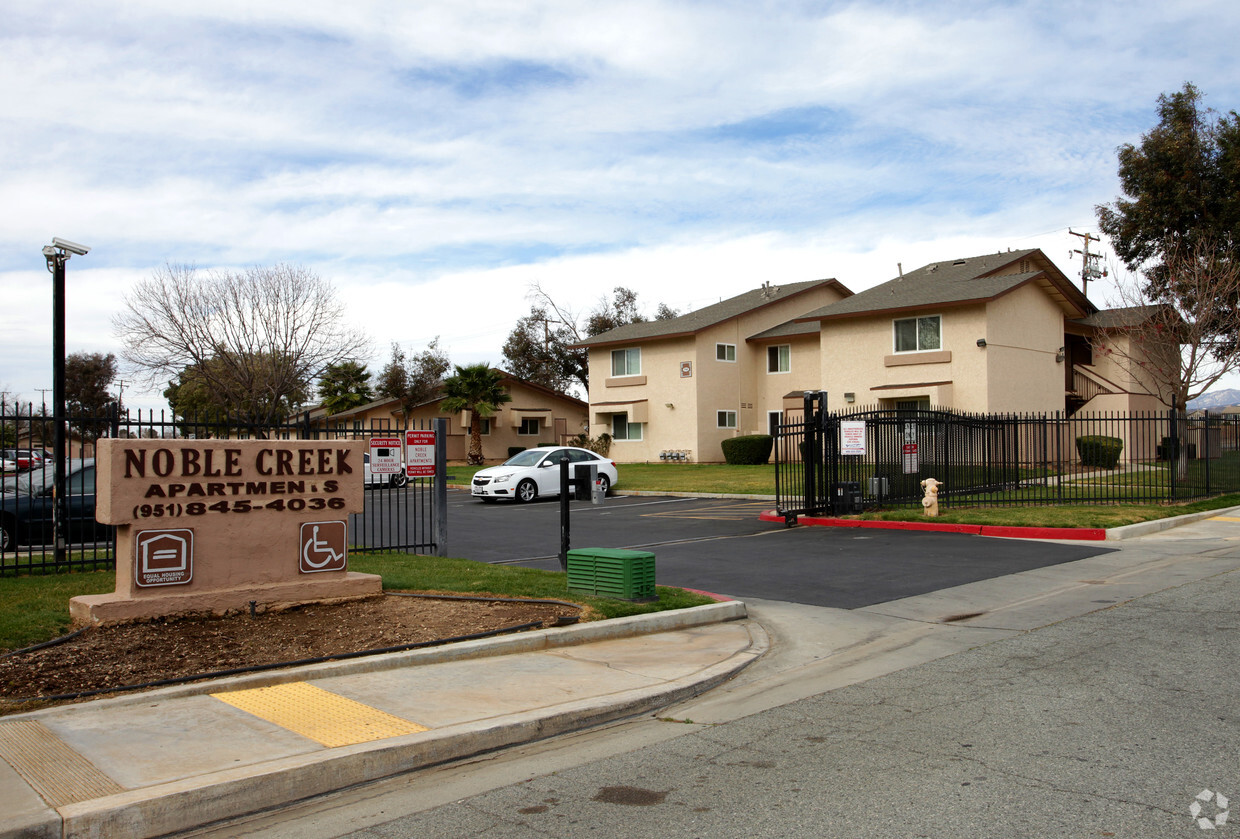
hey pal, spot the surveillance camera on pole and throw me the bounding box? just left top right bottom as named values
left=44, top=236, right=91, bottom=565
left=51, top=237, right=91, bottom=256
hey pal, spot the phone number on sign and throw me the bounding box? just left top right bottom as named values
left=132, top=497, right=347, bottom=519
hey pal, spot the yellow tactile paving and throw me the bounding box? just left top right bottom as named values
left=1210, top=516, right=1240, bottom=522
left=210, top=682, right=427, bottom=748
left=0, top=720, right=125, bottom=806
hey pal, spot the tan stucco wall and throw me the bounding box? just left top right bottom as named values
left=586, top=282, right=847, bottom=462
left=821, top=287, right=1072, bottom=414
left=589, top=336, right=698, bottom=461
left=982, top=284, right=1066, bottom=413
left=750, top=334, right=820, bottom=433
left=820, top=310, right=966, bottom=410
left=1091, top=333, right=1179, bottom=405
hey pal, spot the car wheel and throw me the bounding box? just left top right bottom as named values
left=596, top=474, right=611, bottom=495
left=516, top=479, right=538, bottom=503
left=390, top=473, right=409, bottom=489
left=1, top=516, right=14, bottom=552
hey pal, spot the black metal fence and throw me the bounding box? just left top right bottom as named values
left=1, top=404, right=446, bottom=576
left=775, top=397, right=1240, bottom=520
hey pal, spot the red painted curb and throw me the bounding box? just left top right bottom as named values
left=804, top=517, right=983, bottom=535
left=678, top=587, right=735, bottom=602
left=980, top=525, right=1107, bottom=541
left=767, top=513, right=1106, bottom=541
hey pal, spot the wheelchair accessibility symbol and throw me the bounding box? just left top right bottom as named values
left=299, top=521, right=347, bottom=573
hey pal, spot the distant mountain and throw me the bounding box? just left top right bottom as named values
left=1188, top=389, right=1240, bottom=411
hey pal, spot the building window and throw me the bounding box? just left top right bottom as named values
left=469, top=418, right=491, bottom=435
left=717, top=410, right=737, bottom=429
left=517, top=417, right=540, bottom=436
left=611, top=347, right=641, bottom=377
left=716, top=343, right=736, bottom=362
left=893, top=315, right=941, bottom=352
left=767, top=344, right=791, bottom=373
left=612, top=412, right=643, bottom=441
left=768, top=410, right=783, bottom=436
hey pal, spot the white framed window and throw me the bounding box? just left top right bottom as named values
left=469, top=418, right=491, bottom=435
left=717, top=410, right=737, bottom=429
left=767, top=410, right=784, bottom=436
left=893, top=315, right=941, bottom=352
left=611, top=347, right=641, bottom=377
left=612, top=412, right=643, bottom=441
left=517, top=417, right=540, bottom=436
left=716, top=343, right=736, bottom=362
left=767, top=344, right=791, bottom=373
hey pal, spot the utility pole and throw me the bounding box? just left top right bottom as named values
left=36, top=388, right=52, bottom=412
left=1069, top=229, right=1108, bottom=298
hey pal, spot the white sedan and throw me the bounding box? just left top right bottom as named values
left=471, top=446, right=618, bottom=503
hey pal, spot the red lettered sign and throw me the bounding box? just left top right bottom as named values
left=406, top=430, right=436, bottom=477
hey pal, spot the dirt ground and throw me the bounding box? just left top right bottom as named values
left=0, top=594, right=583, bottom=710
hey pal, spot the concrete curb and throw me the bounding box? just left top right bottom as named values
left=4, top=603, right=760, bottom=839
left=1105, top=503, right=1240, bottom=540
left=8, top=601, right=749, bottom=721
left=763, top=504, right=1240, bottom=542
left=57, top=621, right=768, bottom=839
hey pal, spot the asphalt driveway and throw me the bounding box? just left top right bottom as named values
left=444, top=491, right=1114, bottom=609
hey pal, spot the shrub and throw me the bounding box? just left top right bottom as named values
left=721, top=434, right=773, bottom=465
left=568, top=432, right=613, bottom=456
left=1075, top=435, right=1123, bottom=469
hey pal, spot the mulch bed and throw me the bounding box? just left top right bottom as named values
left=0, top=594, right=582, bottom=710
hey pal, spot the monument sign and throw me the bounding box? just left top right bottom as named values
left=71, top=438, right=379, bottom=625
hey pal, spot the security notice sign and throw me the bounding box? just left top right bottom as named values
left=369, top=437, right=403, bottom=474
left=840, top=421, right=866, bottom=456
left=405, top=429, right=436, bottom=477
left=902, top=443, right=919, bottom=474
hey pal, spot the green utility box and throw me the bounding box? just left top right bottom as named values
left=566, top=548, right=656, bottom=601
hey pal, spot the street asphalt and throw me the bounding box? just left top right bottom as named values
left=448, top=492, right=1114, bottom=608
left=2, top=505, right=1238, bottom=838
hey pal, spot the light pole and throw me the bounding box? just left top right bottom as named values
left=42, top=237, right=90, bottom=566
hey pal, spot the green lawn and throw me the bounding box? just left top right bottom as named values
left=447, top=461, right=777, bottom=495
left=849, top=493, right=1240, bottom=529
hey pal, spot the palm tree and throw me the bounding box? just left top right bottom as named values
left=440, top=364, right=511, bottom=465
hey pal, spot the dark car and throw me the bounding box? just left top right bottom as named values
left=0, top=458, right=111, bottom=551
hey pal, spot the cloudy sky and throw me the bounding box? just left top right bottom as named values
left=2, top=1, right=1238, bottom=411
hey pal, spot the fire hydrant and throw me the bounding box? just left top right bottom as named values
left=920, top=477, right=942, bottom=517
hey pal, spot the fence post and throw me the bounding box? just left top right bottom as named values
left=434, top=416, right=448, bottom=557
left=1053, top=412, right=1062, bottom=504
left=1204, top=410, right=1212, bottom=494
left=802, top=392, right=816, bottom=517
left=1169, top=398, right=1178, bottom=501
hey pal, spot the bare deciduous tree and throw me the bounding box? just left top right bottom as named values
left=115, top=264, right=370, bottom=427
left=1091, top=240, right=1240, bottom=409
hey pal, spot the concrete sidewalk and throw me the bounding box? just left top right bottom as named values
left=0, top=602, right=762, bottom=839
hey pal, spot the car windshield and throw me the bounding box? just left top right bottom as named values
left=502, top=450, right=547, bottom=467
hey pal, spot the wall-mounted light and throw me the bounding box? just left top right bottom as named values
left=1055, top=347, right=1065, bottom=363
left=844, top=392, right=856, bottom=403
left=976, top=338, right=987, bottom=348
left=665, top=403, right=674, bottom=408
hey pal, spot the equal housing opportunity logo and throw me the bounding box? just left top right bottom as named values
left=1191, top=789, right=1229, bottom=830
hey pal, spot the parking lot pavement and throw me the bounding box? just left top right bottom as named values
left=445, top=491, right=1114, bottom=608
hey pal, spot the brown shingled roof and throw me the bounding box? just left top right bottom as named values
left=796, top=249, right=1093, bottom=322
left=574, top=278, right=851, bottom=348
